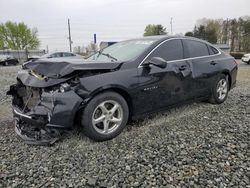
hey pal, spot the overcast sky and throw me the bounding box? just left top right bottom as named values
left=0, top=0, right=249, bottom=51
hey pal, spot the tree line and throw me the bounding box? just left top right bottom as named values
left=143, top=16, right=250, bottom=53
left=1, top=17, right=249, bottom=53
left=185, top=16, right=250, bottom=52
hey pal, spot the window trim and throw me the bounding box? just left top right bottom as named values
left=207, top=44, right=219, bottom=55
left=184, top=39, right=210, bottom=58
left=138, top=38, right=221, bottom=68
left=145, top=38, right=184, bottom=63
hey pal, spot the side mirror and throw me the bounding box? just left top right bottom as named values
left=142, top=57, right=167, bottom=69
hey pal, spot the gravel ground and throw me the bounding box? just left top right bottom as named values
left=0, top=62, right=250, bottom=187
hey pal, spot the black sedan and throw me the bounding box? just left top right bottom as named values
left=0, top=55, right=19, bottom=66
left=7, top=36, right=238, bottom=144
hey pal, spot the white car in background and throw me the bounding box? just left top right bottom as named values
left=241, top=53, right=250, bottom=64
left=28, top=52, right=83, bottom=62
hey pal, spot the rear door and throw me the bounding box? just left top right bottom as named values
left=182, top=39, right=220, bottom=97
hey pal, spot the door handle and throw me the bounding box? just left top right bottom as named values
left=210, top=61, right=217, bottom=65
left=179, top=65, right=186, bottom=71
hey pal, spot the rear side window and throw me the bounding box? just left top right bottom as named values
left=148, top=39, right=184, bottom=61
left=207, top=45, right=219, bottom=55
left=51, top=53, right=62, bottom=58
left=63, top=53, right=75, bottom=57
left=185, top=40, right=209, bottom=58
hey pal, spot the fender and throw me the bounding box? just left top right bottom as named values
left=82, top=84, right=131, bottom=103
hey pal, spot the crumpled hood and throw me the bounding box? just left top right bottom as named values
left=24, top=59, right=123, bottom=78
left=18, top=59, right=123, bottom=88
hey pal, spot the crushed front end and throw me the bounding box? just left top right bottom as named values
left=7, top=60, right=121, bottom=145
left=7, top=73, right=83, bottom=145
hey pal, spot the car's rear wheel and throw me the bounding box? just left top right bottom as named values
left=81, top=92, right=129, bottom=141
left=209, top=74, right=229, bottom=104
left=13, top=60, right=19, bottom=65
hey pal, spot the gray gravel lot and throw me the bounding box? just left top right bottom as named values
left=0, top=62, right=250, bottom=187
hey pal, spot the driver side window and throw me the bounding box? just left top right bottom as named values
left=147, top=39, right=184, bottom=62
left=51, top=53, right=61, bottom=58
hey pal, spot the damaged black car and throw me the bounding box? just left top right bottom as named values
left=7, top=36, right=238, bottom=145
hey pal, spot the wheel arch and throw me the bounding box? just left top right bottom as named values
left=221, top=71, right=232, bottom=90
left=75, top=86, right=134, bottom=124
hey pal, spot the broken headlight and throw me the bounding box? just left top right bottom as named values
left=45, top=77, right=79, bottom=93
left=59, top=83, right=71, bottom=93
left=59, top=77, right=80, bottom=93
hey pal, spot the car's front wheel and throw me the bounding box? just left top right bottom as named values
left=209, top=74, right=229, bottom=104
left=81, top=92, right=129, bottom=141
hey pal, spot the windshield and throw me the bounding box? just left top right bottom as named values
left=88, top=39, right=156, bottom=62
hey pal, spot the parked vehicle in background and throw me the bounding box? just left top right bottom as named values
left=241, top=53, right=250, bottom=64
left=28, top=52, right=83, bottom=62
left=0, top=55, right=19, bottom=66
left=7, top=36, right=238, bottom=145
left=99, top=41, right=117, bottom=50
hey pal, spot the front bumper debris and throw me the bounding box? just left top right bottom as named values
left=13, top=107, right=60, bottom=145
left=8, top=84, right=83, bottom=145
left=14, top=119, right=60, bottom=146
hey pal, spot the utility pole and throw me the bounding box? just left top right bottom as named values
left=226, top=18, right=229, bottom=44
left=68, top=18, right=72, bottom=52
left=94, top=33, right=97, bottom=44
left=170, top=17, right=173, bottom=35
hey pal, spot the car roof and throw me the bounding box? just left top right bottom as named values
left=123, top=35, right=213, bottom=45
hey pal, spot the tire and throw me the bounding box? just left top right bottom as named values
left=81, top=92, right=129, bottom=141
left=4, top=61, right=8, bottom=66
left=209, top=74, right=229, bottom=104
left=14, top=60, right=19, bottom=66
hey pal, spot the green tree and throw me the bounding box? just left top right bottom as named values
left=185, top=32, right=193, bottom=37
left=0, top=39, right=4, bottom=49
left=143, top=24, right=167, bottom=36
left=186, top=17, right=250, bottom=52
left=185, top=24, right=218, bottom=43
left=193, top=25, right=206, bottom=40
left=238, top=16, right=250, bottom=52
left=229, top=19, right=238, bottom=52
left=0, top=21, right=40, bottom=50
left=205, top=28, right=217, bottom=44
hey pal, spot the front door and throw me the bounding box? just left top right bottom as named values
left=134, top=39, right=193, bottom=115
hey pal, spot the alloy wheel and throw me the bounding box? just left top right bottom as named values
left=216, top=78, right=228, bottom=100
left=92, top=100, right=123, bottom=134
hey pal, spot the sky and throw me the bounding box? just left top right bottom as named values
left=0, top=0, right=249, bottom=52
